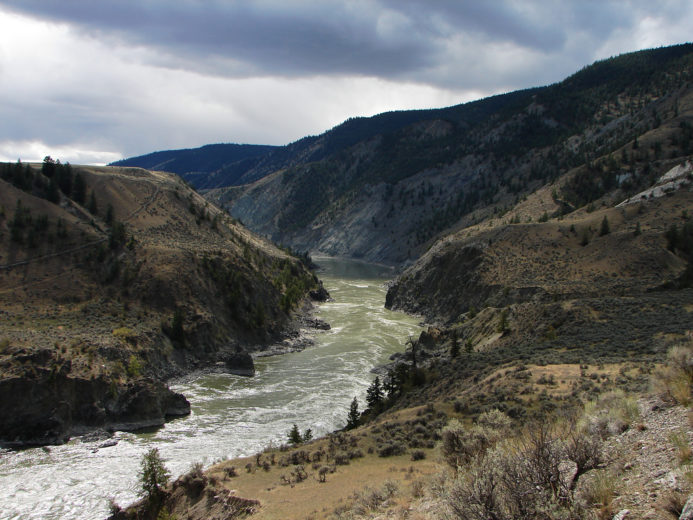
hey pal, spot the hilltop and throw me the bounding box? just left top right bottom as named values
left=0, top=161, right=325, bottom=446
left=111, top=143, right=278, bottom=190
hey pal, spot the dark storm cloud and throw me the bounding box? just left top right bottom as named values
left=1, top=0, right=692, bottom=163
left=1, top=0, right=672, bottom=86
left=0, top=1, right=435, bottom=78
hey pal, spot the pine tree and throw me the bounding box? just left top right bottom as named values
left=72, top=172, right=86, bottom=204
left=465, top=338, right=473, bottom=354
left=450, top=331, right=460, bottom=358
left=346, top=397, right=360, bottom=430
left=383, top=371, right=397, bottom=399
left=170, top=309, right=184, bottom=342
left=366, top=377, right=384, bottom=410
left=46, top=177, right=60, bottom=203
left=287, top=424, right=302, bottom=446
left=496, top=309, right=509, bottom=333
left=42, top=156, right=56, bottom=178
left=87, top=191, right=98, bottom=214
left=600, top=215, right=610, bottom=236
left=138, top=448, right=170, bottom=502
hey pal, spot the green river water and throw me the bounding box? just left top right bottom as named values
left=0, top=257, right=422, bottom=520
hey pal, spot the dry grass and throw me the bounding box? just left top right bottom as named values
left=653, top=337, right=693, bottom=406
left=579, top=469, right=618, bottom=520
left=208, top=443, right=437, bottom=520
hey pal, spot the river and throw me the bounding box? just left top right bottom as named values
left=0, top=257, right=421, bottom=520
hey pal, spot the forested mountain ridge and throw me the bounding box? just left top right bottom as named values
left=202, top=44, right=693, bottom=265
left=111, top=143, right=277, bottom=190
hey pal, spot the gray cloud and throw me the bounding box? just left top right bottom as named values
left=3, top=0, right=682, bottom=86
left=0, top=1, right=435, bottom=78
left=0, top=0, right=691, bottom=163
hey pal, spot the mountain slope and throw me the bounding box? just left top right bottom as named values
left=111, top=143, right=277, bottom=190
left=208, top=44, right=693, bottom=265
left=386, top=165, right=692, bottom=323
left=0, top=161, right=323, bottom=446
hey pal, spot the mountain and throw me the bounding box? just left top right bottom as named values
left=0, top=160, right=325, bottom=446
left=105, top=44, right=693, bottom=520
left=111, top=143, right=277, bottom=190
left=110, top=107, right=482, bottom=191
left=203, top=43, right=693, bottom=265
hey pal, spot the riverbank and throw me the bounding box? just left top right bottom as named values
left=111, top=341, right=693, bottom=520
left=0, top=257, right=421, bottom=520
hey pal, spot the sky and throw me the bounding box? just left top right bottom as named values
left=0, top=1, right=692, bottom=165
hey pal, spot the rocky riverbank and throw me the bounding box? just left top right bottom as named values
left=0, top=353, right=190, bottom=447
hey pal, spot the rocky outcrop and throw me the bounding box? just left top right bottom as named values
left=220, top=351, right=255, bottom=377
left=0, top=358, right=189, bottom=447
left=108, top=465, right=260, bottom=520
left=309, top=282, right=330, bottom=302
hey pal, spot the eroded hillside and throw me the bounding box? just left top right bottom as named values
left=0, top=162, right=323, bottom=446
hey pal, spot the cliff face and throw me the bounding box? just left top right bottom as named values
left=0, top=350, right=189, bottom=446
left=0, top=164, right=321, bottom=446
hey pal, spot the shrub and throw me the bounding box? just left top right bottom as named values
left=411, top=479, right=425, bottom=498
left=564, top=427, right=602, bottom=484
left=334, top=454, right=350, bottom=465
left=290, top=465, right=307, bottom=483
left=377, top=442, right=406, bottom=458
left=344, top=481, right=399, bottom=517
left=318, top=466, right=329, bottom=483
left=107, top=498, right=122, bottom=516
left=188, top=462, right=204, bottom=479
left=583, top=390, right=641, bottom=437
left=348, top=449, right=364, bottom=459
left=441, top=418, right=503, bottom=469
left=126, top=354, right=143, bottom=378
left=112, top=327, right=136, bottom=343
left=444, top=425, right=486, bottom=468
left=578, top=469, right=617, bottom=519
left=670, top=430, right=692, bottom=465
left=600, top=215, right=610, bottom=236
left=410, top=450, right=426, bottom=461
left=477, top=409, right=512, bottom=432
left=654, top=339, right=693, bottom=406
left=657, top=491, right=688, bottom=519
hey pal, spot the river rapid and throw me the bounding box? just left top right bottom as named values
left=0, top=257, right=421, bottom=520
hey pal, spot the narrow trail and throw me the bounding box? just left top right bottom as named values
left=0, top=173, right=162, bottom=273
left=0, top=238, right=107, bottom=271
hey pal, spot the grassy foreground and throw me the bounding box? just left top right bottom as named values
left=110, top=337, right=693, bottom=520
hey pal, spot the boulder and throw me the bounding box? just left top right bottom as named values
left=222, top=351, right=255, bottom=377
left=309, top=283, right=330, bottom=302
